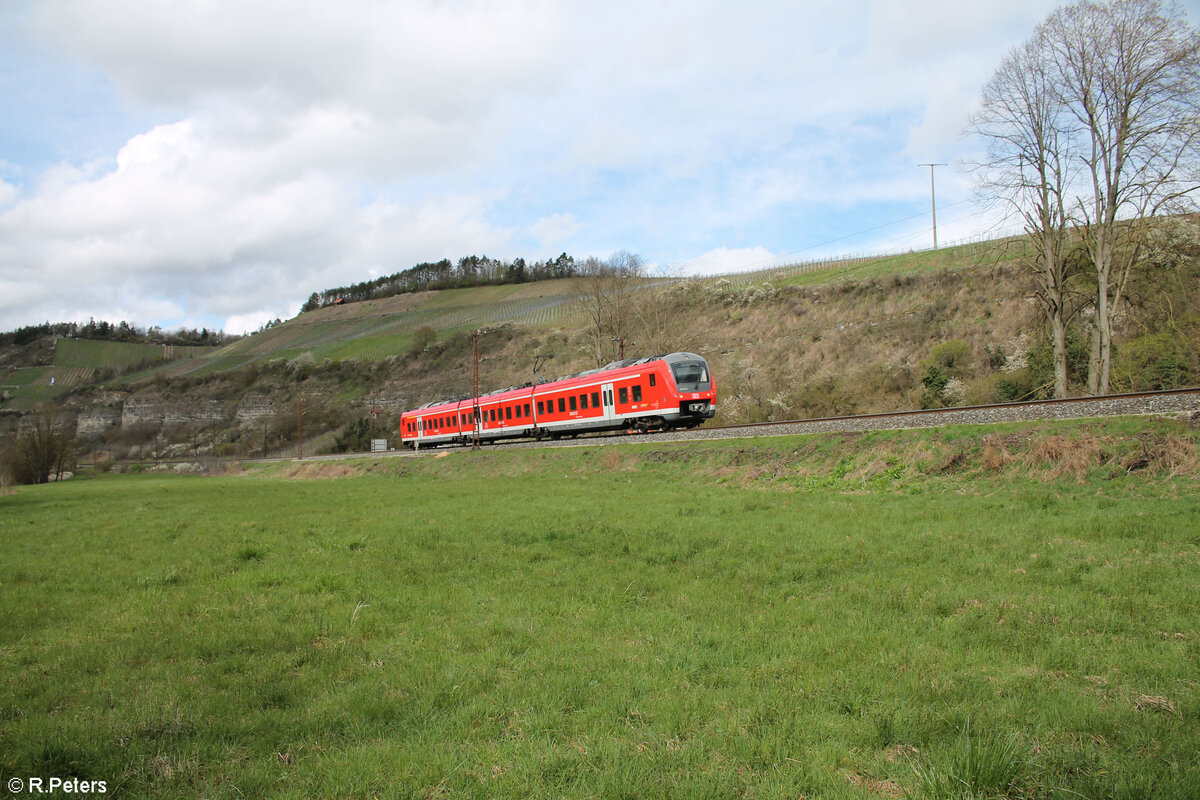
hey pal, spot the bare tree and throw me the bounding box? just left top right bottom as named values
left=970, top=34, right=1079, bottom=397
left=9, top=408, right=76, bottom=485
left=578, top=256, right=613, bottom=367
left=629, top=278, right=703, bottom=357
left=578, top=251, right=647, bottom=366
left=1044, top=0, right=1200, bottom=394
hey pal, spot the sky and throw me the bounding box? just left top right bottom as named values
left=1, top=0, right=1196, bottom=335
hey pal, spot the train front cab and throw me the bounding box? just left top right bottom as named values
left=661, top=352, right=716, bottom=427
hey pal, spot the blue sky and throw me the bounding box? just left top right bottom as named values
left=2, top=0, right=1196, bottom=334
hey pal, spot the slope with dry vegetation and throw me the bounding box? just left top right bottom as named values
left=2, top=226, right=1197, bottom=469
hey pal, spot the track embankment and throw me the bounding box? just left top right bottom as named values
left=523, top=388, right=1200, bottom=449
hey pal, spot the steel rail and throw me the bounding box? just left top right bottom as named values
left=697, top=387, right=1200, bottom=434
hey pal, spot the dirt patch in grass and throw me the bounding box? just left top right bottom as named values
left=279, top=462, right=365, bottom=480
left=843, top=770, right=905, bottom=798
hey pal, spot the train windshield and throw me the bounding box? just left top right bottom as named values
left=671, top=361, right=710, bottom=388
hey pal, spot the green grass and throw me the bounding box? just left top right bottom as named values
left=52, top=339, right=210, bottom=371
left=767, top=238, right=1029, bottom=290
left=2, top=421, right=1198, bottom=798
left=0, top=367, right=73, bottom=409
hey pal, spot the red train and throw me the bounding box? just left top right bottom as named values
left=399, top=352, right=716, bottom=447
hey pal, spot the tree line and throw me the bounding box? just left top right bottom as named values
left=0, top=320, right=239, bottom=348
left=970, top=0, right=1200, bottom=397
left=301, top=252, right=581, bottom=312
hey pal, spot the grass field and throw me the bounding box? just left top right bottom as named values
left=52, top=339, right=211, bottom=371
left=1, top=419, right=1198, bottom=798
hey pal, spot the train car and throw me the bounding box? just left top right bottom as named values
left=399, top=351, right=715, bottom=448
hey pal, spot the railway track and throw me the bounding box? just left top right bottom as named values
left=506, top=387, right=1200, bottom=450
left=125, top=388, right=1200, bottom=470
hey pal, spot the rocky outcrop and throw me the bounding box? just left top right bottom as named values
left=164, top=400, right=224, bottom=426
left=77, top=407, right=122, bottom=436
left=121, top=398, right=166, bottom=427
left=235, top=394, right=279, bottom=422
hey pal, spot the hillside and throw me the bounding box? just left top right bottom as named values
left=2, top=228, right=1197, bottom=465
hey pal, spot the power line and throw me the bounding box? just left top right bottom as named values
left=687, top=198, right=974, bottom=275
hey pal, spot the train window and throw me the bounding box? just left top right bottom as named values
left=569, top=396, right=577, bottom=412
left=489, top=409, right=496, bottom=422
left=618, top=386, right=628, bottom=404
left=671, top=361, right=710, bottom=386
left=524, top=403, right=531, bottom=417
left=592, top=391, right=600, bottom=408
left=537, top=400, right=544, bottom=415
left=505, top=406, right=512, bottom=420
left=633, top=385, right=643, bottom=402
left=579, top=393, right=588, bottom=410
left=558, top=397, right=566, bottom=413
left=649, top=374, right=656, bottom=387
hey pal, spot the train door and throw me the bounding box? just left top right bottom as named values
left=601, top=382, right=616, bottom=422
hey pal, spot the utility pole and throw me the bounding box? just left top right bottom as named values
left=918, top=163, right=946, bottom=249
left=297, top=397, right=304, bottom=460
left=471, top=329, right=481, bottom=450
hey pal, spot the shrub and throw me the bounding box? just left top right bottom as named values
left=332, top=418, right=372, bottom=454
left=407, top=326, right=438, bottom=358
left=993, top=369, right=1037, bottom=403
left=920, top=365, right=949, bottom=409
left=1113, top=332, right=1193, bottom=391
left=924, top=339, right=973, bottom=376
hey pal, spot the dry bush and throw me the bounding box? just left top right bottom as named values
left=1121, top=433, right=1200, bottom=477
left=847, top=456, right=890, bottom=482
left=981, top=436, right=1015, bottom=472
left=600, top=448, right=638, bottom=472
left=1025, top=435, right=1104, bottom=481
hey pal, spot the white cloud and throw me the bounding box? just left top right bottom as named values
left=682, top=246, right=778, bottom=277
left=1, top=0, right=1086, bottom=331
left=529, top=213, right=581, bottom=250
